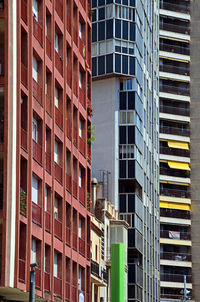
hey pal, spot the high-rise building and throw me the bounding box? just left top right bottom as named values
left=0, top=0, right=92, bottom=301
left=91, top=1, right=160, bottom=301
left=159, top=0, right=192, bottom=300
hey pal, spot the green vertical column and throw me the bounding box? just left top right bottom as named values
left=111, top=243, right=125, bottom=302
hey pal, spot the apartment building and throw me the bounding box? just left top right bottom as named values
left=0, top=0, right=92, bottom=301
left=91, top=1, right=160, bottom=301
left=159, top=0, right=192, bottom=300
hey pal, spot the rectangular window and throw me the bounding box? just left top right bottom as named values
left=54, top=87, right=59, bottom=108
left=32, top=0, right=38, bottom=21
left=79, top=168, right=82, bottom=187
left=54, top=140, right=59, bottom=163
left=79, top=72, right=82, bottom=88
left=78, top=267, right=82, bottom=290
left=54, top=252, right=58, bottom=277
left=79, top=119, right=82, bottom=137
left=45, top=185, right=47, bottom=212
left=31, top=238, right=37, bottom=263
left=54, top=197, right=58, bottom=219
left=32, top=175, right=38, bottom=204
left=32, top=56, right=38, bottom=81
left=79, top=22, right=82, bottom=39
left=78, top=217, right=82, bottom=238
left=55, top=32, right=59, bottom=52
left=32, top=118, right=38, bottom=142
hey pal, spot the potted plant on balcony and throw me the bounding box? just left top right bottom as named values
left=20, top=187, right=26, bottom=214
left=87, top=101, right=93, bottom=117
left=87, top=125, right=96, bottom=145
left=87, top=154, right=91, bottom=164
left=87, top=192, right=91, bottom=211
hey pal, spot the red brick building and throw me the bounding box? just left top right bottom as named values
left=0, top=0, right=91, bottom=300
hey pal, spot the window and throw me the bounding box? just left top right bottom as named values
left=31, top=238, right=37, bottom=263
left=79, top=119, right=82, bottom=137
left=79, top=168, right=82, bottom=187
left=120, top=111, right=134, bottom=124
left=32, top=56, right=38, bottom=81
left=45, top=185, right=47, bottom=212
left=78, top=217, right=82, bottom=238
left=54, top=251, right=58, bottom=277
left=79, top=22, right=82, bottom=39
left=55, top=32, right=59, bottom=52
left=79, top=72, right=82, bottom=88
left=32, top=0, right=38, bottom=21
left=32, top=118, right=38, bottom=142
left=78, top=267, right=82, bottom=290
left=54, top=197, right=58, bottom=219
left=32, top=175, right=38, bottom=204
left=54, top=140, right=59, bottom=163
left=54, top=87, right=59, bottom=108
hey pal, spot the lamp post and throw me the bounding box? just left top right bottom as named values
left=29, top=262, right=38, bottom=302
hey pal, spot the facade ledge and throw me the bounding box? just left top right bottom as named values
left=160, top=216, right=191, bottom=226
left=159, top=92, right=190, bottom=102
left=159, top=71, right=190, bottom=82
left=160, top=133, right=190, bottom=143
left=160, top=238, right=191, bottom=246
left=160, top=9, right=190, bottom=20
left=91, top=274, right=107, bottom=287
left=160, top=259, right=192, bottom=267
left=160, top=175, right=190, bottom=185
left=160, top=195, right=191, bottom=204
left=159, top=50, right=190, bottom=62
left=160, top=281, right=192, bottom=289
left=159, top=30, right=190, bottom=42
left=159, top=112, right=190, bottom=123
left=160, top=154, right=190, bottom=163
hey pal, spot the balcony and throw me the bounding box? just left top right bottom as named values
left=54, top=276, right=62, bottom=297
left=160, top=125, right=190, bottom=137
left=79, top=87, right=86, bottom=108
left=55, top=106, right=63, bottom=129
left=66, top=173, right=71, bottom=192
left=160, top=167, right=190, bottom=178
left=66, top=119, right=71, bottom=140
left=79, top=137, right=86, bottom=156
left=33, top=17, right=43, bottom=46
left=44, top=272, right=50, bottom=292
left=160, top=251, right=191, bottom=262
left=79, top=237, right=85, bottom=256
left=160, top=1, right=190, bottom=13
left=66, top=282, right=70, bottom=300
left=66, top=226, right=70, bottom=245
left=46, top=36, right=51, bottom=59
left=73, top=26, right=78, bottom=45
left=32, top=202, right=42, bottom=225
left=55, top=51, right=63, bottom=75
left=91, top=260, right=100, bottom=279
left=55, top=0, right=63, bottom=20
left=21, top=63, right=27, bottom=87
left=54, top=218, right=62, bottom=240
left=73, top=233, right=77, bottom=250
left=160, top=208, right=191, bottom=219
left=160, top=64, right=190, bottom=76
left=160, top=146, right=190, bottom=157
left=45, top=152, right=51, bottom=174
left=21, top=128, right=27, bottom=150
left=67, top=67, right=72, bottom=88
left=33, top=79, right=43, bottom=106
left=160, top=83, right=190, bottom=96
left=33, top=140, right=42, bottom=165
left=45, top=211, right=51, bottom=232
left=160, top=22, right=190, bottom=35
left=46, top=94, right=52, bottom=116
left=160, top=273, right=192, bottom=283
left=21, top=0, right=27, bottom=24
left=35, top=267, right=41, bottom=289
left=160, top=187, right=190, bottom=198
left=79, top=187, right=85, bottom=205
left=19, top=258, right=25, bottom=283
left=160, top=42, right=190, bottom=55
left=73, top=180, right=78, bottom=198
left=160, top=104, right=190, bottom=116
left=160, top=230, right=191, bottom=240
left=55, top=162, right=62, bottom=184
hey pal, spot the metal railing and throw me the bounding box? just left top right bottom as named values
left=160, top=208, right=191, bottom=219
left=160, top=42, right=190, bottom=55
left=160, top=230, right=191, bottom=240
left=160, top=1, right=190, bottom=13
left=160, top=166, right=190, bottom=178
left=160, top=251, right=191, bottom=262
left=159, top=83, right=190, bottom=96
left=160, top=125, right=190, bottom=137
left=160, top=273, right=192, bottom=283
left=160, top=21, right=190, bottom=35
left=160, top=187, right=190, bottom=198
left=91, top=260, right=100, bottom=279
left=160, top=146, right=190, bottom=157
left=160, top=63, right=190, bottom=76
left=160, top=104, right=190, bottom=116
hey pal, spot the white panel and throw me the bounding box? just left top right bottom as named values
left=55, top=32, right=59, bottom=52
left=32, top=176, right=38, bottom=204
left=32, top=56, right=38, bottom=82
left=54, top=140, right=59, bottom=163
left=79, top=168, right=82, bottom=187
left=78, top=217, right=82, bottom=238
left=79, top=119, right=82, bottom=137
left=54, top=197, right=58, bottom=219
left=54, top=252, right=58, bottom=277
left=54, top=87, right=59, bottom=108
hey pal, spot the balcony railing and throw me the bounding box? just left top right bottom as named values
left=160, top=125, right=190, bottom=137
left=91, top=260, right=100, bottom=279
left=160, top=167, right=190, bottom=178
left=73, top=233, right=77, bottom=250
left=55, top=162, right=62, bottom=184
left=35, top=267, right=41, bottom=289
left=160, top=22, right=190, bottom=35
left=160, top=104, right=190, bottom=116
left=79, top=187, right=85, bottom=205
left=160, top=187, right=190, bottom=198
left=55, top=51, right=63, bottom=75
left=32, top=202, right=42, bottom=225
left=160, top=208, right=191, bottom=219
left=73, top=180, right=78, bottom=198
left=160, top=1, right=190, bottom=13
left=54, top=218, right=62, bottom=240
left=54, top=276, right=62, bottom=297
left=66, top=282, right=70, bottom=300
left=66, top=173, right=71, bottom=192
left=160, top=42, right=190, bottom=55
left=46, top=94, right=52, bottom=116
left=21, top=128, right=27, bottom=150
left=33, top=140, right=42, bottom=165
left=19, top=258, right=25, bottom=282
left=44, top=272, right=50, bottom=292
left=33, top=79, right=43, bottom=106
left=45, top=211, right=51, bottom=232
left=79, top=137, right=86, bottom=156
left=55, top=0, right=63, bottom=20
left=33, top=17, right=43, bottom=45
left=160, top=83, right=190, bottom=96
left=160, top=64, right=190, bottom=76
left=79, top=237, right=85, bottom=256
left=160, top=273, right=192, bottom=283
left=45, top=152, right=51, bottom=174
left=66, top=119, right=71, bottom=140
left=160, top=230, right=191, bottom=240
left=160, top=251, right=191, bottom=262
left=46, top=36, right=51, bottom=58
left=66, top=227, right=70, bottom=245
left=67, top=67, right=72, bottom=88
left=21, top=63, right=27, bottom=87
left=55, top=106, right=63, bottom=129
left=21, top=0, right=27, bottom=24
left=160, top=146, right=190, bottom=157
left=79, top=87, right=86, bottom=108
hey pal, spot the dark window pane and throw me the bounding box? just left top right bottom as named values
left=98, top=56, right=105, bottom=75
left=119, top=160, right=126, bottom=178
left=120, top=92, right=126, bottom=110
left=128, top=126, right=135, bottom=144
left=130, top=22, right=135, bottom=41
left=130, top=0, right=135, bottom=6
left=123, top=21, right=128, bottom=40
left=123, top=0, right=128, bottom=4
left=106, top=54, right=113, bottom=73
left=92, top=0, right=97, bottom=8
left=119, top=194, right=126, bottom=212
left=119, top=126, right=126, bottom=144
left=128, top=92, right=135, bottom=110
left=128, top=229, right=135, bottom=247
left=99, top=7, right=105, bottom=20
left=128, top=194, right=135, bottom=212
left=115, top=54, right=121, bottom=73
left=106, top=0, right=112, bottom=3
left=128, top=264, right=136, bottom=283
left=92, top=57, right=97, bottom=77
left=130, top=56, right=135, bottom=75
left=122, top=55, right=128, bottom=74
left=128, top=161, right=135, bottom=178
left=98, top=0, right=105, bottom=5
left=92, top=23, right=97, bottom=42
left=92, top=9, right=97, bottom=22
left=115, top=19, right=121, bottom=38
left=98, top=21, right=105, bottom=41
left=106, top=19, right=113, bottom=39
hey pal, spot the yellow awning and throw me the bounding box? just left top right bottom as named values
left=168, top=141, right=189, bottom=150
left=160, top=201, right=191, bottom=211
left=160, top=180, right=189, bottom=186
left=168, top=161, right=191, bottom=171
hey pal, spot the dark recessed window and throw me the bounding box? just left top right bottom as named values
left=128, top=92, right=135, bottom=110
left=98, top=0, right=105, bottom=6
left=115, top=54, right=121, bottom=73
left=130, top=22, right=135, bottom=41
left=106, top=54, right=113, bottom=73
left=123, top=21, right=128, bottom=40
left=122, top=55, right=128, bottom=74
left=92, top=23, right=97, bottom=42
left=128, top=194, right=135, bottom=212
left=128, top=161, right=135, bottom=178
left=119, top=160, right=126, bottom=178
left=92, top=9, right=97, bottom=22
left=128, top=126, right=135, bottom=144
left=120, top=92, right=126, bottom=110
left=106, top=19, right=113, bottom=39
left=119, top=126, right=126, bottom=144
left=92, top=0, right=97, bottom=8
left=98, top=21, right=105, bottom=41
left=106, top=0, right=113, bottom=3
left=98, top=7, right=105, bottom=20
left=119, top=194, right=126, bottom=212
left=92, top=58, right=97, bottom=77
left=130, top=57, right=135, bottom=75
left=115, top=19, right=121, bottom=38
left=98, top=56, right=105, bottom=75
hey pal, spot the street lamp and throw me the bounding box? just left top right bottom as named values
left=29, top=262, right=38, bottom=302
